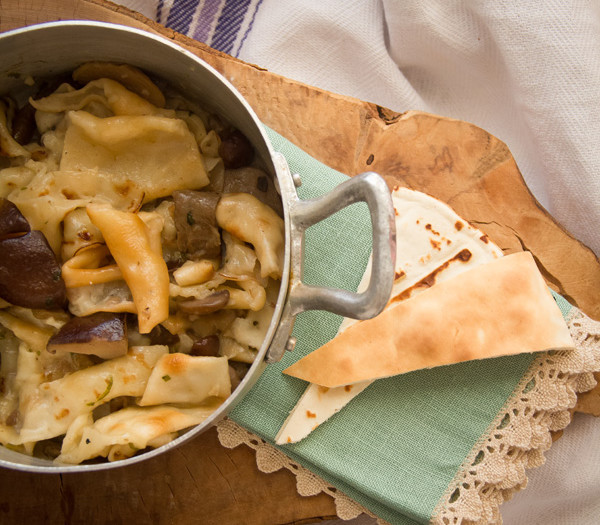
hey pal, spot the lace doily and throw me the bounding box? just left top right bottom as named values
left=216, top=307, right=600, bottom=525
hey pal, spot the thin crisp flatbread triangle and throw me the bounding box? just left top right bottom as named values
left=283, top=251, right=574, bottom=388
left=274, top=380, right=372, bottom=444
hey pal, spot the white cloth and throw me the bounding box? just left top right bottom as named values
left=239, top=0, right=600, bottom=258
left=116, top=1, right=600, bottom=523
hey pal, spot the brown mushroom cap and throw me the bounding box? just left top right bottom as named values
left=172, top=190, right=222, bottom=260
left=218, top=129, right=254, bottom=169
left=11, top=103, right=37, bottom=146
left=47, top=312, right=128, bottom=359
left=0, top=230, right=66, bottom=310
left=190, top=334, right=220, bottom=356
left=0, top=198, right=30, bottom=239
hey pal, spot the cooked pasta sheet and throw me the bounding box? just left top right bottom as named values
left=0, top=62, right=283, bottom=464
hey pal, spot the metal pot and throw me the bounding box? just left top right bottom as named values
left=0, top=21, right=395, bottom=472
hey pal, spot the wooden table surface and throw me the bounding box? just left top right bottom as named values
left=1, top=1, right=599, bottom=524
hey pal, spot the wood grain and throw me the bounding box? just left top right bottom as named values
left=0, top=1, right=599, bottom=524
left=0, top=428, right=340, bottom=525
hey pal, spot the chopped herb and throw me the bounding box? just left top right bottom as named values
left=52, top=269, right=61, bottom=282
left=162, top=374, right=171, bottom=382
left=86, top=375, right=114, bottom=406
left=186, top=211, right=195, bottom=225
left=85, top=439, right=91, bottom=444
left=44, top=297, right=54, bottom=307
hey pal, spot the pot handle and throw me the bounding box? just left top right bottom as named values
left=265, top=167, right=396, bottom=364
left=287, top=170, right=396, bottom=319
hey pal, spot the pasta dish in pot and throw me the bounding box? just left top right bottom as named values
left=0, top=62, right=284, bottom=464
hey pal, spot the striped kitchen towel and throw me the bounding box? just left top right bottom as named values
left=117, top=0, right=263, bottom=57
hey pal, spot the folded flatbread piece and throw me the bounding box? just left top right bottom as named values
left=283, top=251, right=574, bottom=388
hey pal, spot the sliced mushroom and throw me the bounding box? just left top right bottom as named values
left=223, top=167, right=283, bottom=216
left=190, top=334, right=220, bottom=356
left=11, top=103, right=37, bottom=146
left=178, top=290, right=230, bottom=315
left=218, top=129, right=254, bottom=169
left=72, top=61, right=166, bottom=108
left=148, top=324, right=180, bottom=347
left=46, top=312, right=127, bottom=359
left=172, top=190, right=221, bottom=260
left=0, top=230, right=66, bottom=310
left=0, top=198, right=30, bottom=239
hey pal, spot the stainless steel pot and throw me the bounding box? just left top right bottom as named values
left=0, top=21, right=395, bottom=472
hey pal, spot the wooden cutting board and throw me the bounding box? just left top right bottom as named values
left=1, top=1, right=599, bottom=524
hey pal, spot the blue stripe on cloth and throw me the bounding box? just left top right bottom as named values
left=166, top=0, right=198, bottom=35
left=193, top=0, right=224, bottom=44
left=237, top=0, right=263, bottom=57
left=156, top=0, right=164, bottom=24
left=211, top=0, right=252, bottom=55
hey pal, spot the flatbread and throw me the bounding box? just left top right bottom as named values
left=276, top=186, right=503, bottom=444
left=283, top=251, right=574, bottom=388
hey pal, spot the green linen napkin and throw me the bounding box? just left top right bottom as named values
left=229, top=127, right=573, bottom=525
